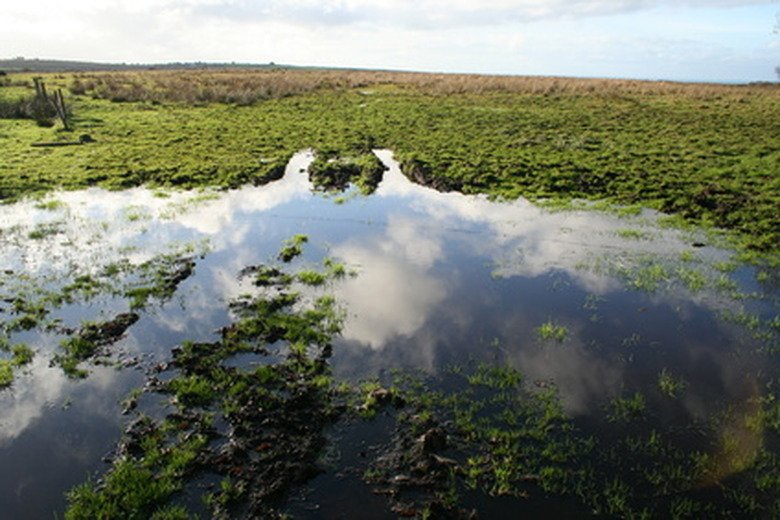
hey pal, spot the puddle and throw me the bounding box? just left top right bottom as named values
left=0, top=150, right=777, bottom=516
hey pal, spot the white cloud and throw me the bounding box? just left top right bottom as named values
left=2, top=1, right=773, bottom=37
left=185, top=0, right=774, bottom=28
left=332, top=221, right=448, bottom=349
left=1, top=0, right=776, bottom=81
left=0, top=356, right=121, bottom=444
left=375, top=150, right=680, bottom=295
left=0, top=148, right=762, bottom=431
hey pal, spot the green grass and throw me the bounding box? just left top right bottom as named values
left=296, top=258, right=350, bottom=286
left=308, top=152, right=386, bottom=194
left=51, top=233, right=780, bottom=517
left=1, top=73, right=779, bottom=516
left=616, top=228, right=649, bottom=240
left=65, top=236, right=347, bottom=518
left=296, top=270, right=327, bottom=286
left=10, top=343, right=33, bottom=365
left=618, top=261, right=669, bottom=293
left=0, top=361, right=13, bottom=387
left=466, top=363, right=523, bottom=389
left=65, top=420, right=207, bottom=520
left=1, top=72, right=778, bottom=257
left=27, top=222, right=62, bottom=240
left=658, top=368, right=687, bottom=398
left=536, top=320, right=569, bottom=343
left=675, top=267, right=708, bottom=292
left=278, top=234, right=308, bottom=263
left=125, top=254, right=196, bottom=310
left=383, top=363, right=780, bottom=517
left=34, top=199, right=65, bottom=211
left=607, top=392, right=646, bottom=422
left=167, top=374, right=216, bottom=407
left=0, top=343, right=34, bottom=388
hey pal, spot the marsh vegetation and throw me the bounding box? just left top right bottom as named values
left=1, top=69, right=778, bottom=255
left=0, top=69, right=778, bottom=518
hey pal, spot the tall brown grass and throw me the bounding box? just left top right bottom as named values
left=67, top=68, right=779, bottom=105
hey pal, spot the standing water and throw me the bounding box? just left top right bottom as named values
left=0, top=151, right=777, bottom=517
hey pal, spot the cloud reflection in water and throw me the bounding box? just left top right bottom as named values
left=0, top=149, right=766, bottom=439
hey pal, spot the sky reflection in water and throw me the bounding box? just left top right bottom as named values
left=0, top=149, right=775, bottom=515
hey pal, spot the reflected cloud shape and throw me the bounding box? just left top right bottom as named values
left=0, top=358, right=67, bottom=445
left=332, top=216, right=447, bottom=349
left=384, top=216, right=443, bottom=269
left=0, top=146, right=774, bottom=517
left=374, top=149, right=721, bottom=296
left=0, top=151, right=315, bottom=278
left=0, top=355, right=121, bottom=445
left=0, top=147, right=770, bottom=446
left=171, top=151, right=315, bottom=240
left=511, top=339, right=622, bottom=415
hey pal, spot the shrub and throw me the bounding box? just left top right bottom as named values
left=0, top=95, right=57, bottom=126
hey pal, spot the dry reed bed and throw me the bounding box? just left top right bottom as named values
left=68, top=68, right=780, bottom=104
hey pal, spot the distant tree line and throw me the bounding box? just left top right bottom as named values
left=0, top=58, right=284, bottom=73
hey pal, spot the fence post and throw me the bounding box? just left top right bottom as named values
left=54, top=89, right=70, bottom=131
left=33, top=77, right=49, bottom=101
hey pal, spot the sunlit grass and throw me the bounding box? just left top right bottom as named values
left=1, top=69, right=777, bottom=256
left=537, top=320, right=569, bottom=343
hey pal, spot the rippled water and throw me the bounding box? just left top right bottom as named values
left=0, top=151, right=776, bottom=517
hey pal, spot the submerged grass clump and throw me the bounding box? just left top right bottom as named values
left=536, top=320, right=569, bottom=343
left=369, top=363, right=780, bottom=518
left=676, top=266, right=709, bottom=292
left=125, top=254, right=196, bottom=310
left=308, top=151, right=386, bottom=195
left=0, top=239, right=205, bottom=384
left=617, top=260, right=669, bottom=293
left=607, top=392, right=646, bottom=422
left=278, top=234, right=308, bottom=263
left=296, top=269, right=327, bottom=286
left=721, top=310, right=780, bottom=351
left=54, top=313, right=139, bottom=378
left=66, top=237, right=346, bottom=518
left=0, top=362, right=13, bottom=387
left=658, top=368, right=687, bottom=398
left=50, top=231, right=780, bottom=518
left=295, top=258, right=350, bottom=286
left=0, top=343, right=34, bottom=388
left=364, top=363, right=583, bottom=515
left=28, top=222, right=63, bottom=240
left=34, top=199, right=65, bottom=211
left=616, top=228, right=649, bottom=240
left=65, top=416, right=207, bottom=520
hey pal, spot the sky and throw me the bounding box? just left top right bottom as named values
left=1, top=0, right=778, bottom=83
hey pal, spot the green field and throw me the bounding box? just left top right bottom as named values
left=1, top=70, right=778, bottom=255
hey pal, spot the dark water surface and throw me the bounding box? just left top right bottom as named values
left=0, top=151, right=777, bottom=517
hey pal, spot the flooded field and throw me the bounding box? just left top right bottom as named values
left=0, top=151, right=777, bottom=518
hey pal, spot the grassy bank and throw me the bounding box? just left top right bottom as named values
left=1, top=70, right=778, bottom=253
